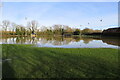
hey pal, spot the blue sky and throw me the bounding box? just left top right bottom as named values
left=2, top=2, right=118, bottom=30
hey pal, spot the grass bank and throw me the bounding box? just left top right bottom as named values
left=2, top=44, right=119, bottom=78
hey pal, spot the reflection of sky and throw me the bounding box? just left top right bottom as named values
left=36, top=40, right=118, bottom=49
left=1, top=38, right=118, bottom=49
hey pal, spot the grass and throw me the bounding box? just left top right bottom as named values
left=2, top=44, right=119, bottom=78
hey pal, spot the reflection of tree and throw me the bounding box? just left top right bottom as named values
left=16, top=37, right=20, bottom=44
left=1, top=36, right=90, bottom=45
left=15, top=37, right=38, bottom=44
left=102, top=37, right=120, bottom=46
left=52, top=40, right=63, bottom=45
left=40, top=38, right=48, bottom=45
left=73, top=36, right=81, bottom=42
left=3, top=36, right=119, bottom=47
left=39, top=36, right=74, bottom=45
left=82, top=38, right=93, bottom=44
left=52, top=37, right=76, bottom=45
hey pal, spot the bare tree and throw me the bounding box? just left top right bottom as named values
left=2, top=20, right=10, bottom=31
left=27, top=20, right=38, bottom=34
left=11, top=23, right=17, bottom=35
left=63, top=25, right=73, bottom=32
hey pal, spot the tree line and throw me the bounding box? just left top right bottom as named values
left=1, top=20, right=102, bottom=36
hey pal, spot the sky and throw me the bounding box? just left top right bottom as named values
left=2, top=2, right=118, bottom=30
left=2, top=0, right=120, bottom=2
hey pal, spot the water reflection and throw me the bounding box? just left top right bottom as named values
left=1, top=36, right=120, bottom=48
left=102, top=37, right=120, bottom=46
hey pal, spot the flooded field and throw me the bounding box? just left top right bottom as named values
left=1, top=36, right=120, bottom=48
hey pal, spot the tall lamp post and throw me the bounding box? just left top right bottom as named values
left=25, top=17, right=28, bottom=36
left=0, top=1, right=3, bottom=31
left=0, top=1, right=2, bottom=79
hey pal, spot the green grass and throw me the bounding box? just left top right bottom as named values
left=2, top=44, right=119, bottom=78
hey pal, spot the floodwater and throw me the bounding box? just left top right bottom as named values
left=1, top=36, right=120, bottom=49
